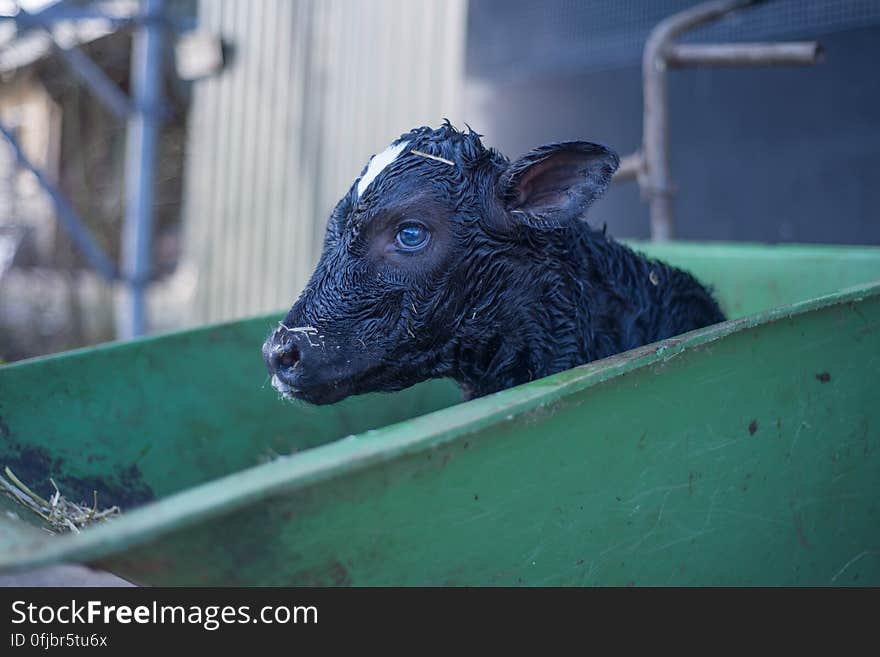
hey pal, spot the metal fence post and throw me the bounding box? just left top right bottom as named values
left=120, top=0, right=165, bottom=338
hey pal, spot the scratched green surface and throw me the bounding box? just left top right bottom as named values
left=0, top=242, right=878, bottom=585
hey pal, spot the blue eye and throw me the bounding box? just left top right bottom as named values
left=395, top=224, right=430, bottom=250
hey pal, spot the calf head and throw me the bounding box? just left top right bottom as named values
left=262, top=123, right=619, bottom=404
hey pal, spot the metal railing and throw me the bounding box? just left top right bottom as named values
left=613, top=0, right=823, bottom=241
left=0, top=0, right=167, bottom=338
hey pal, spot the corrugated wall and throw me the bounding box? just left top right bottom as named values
left=180, top=0, right=467, bottom=326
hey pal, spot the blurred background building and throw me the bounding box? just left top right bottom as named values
left=0, top=0, right=878, bottom=362
left=182, top=0, right=466, bottom=325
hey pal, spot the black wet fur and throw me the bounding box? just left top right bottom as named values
left=262, top=122, right=725, bottom=405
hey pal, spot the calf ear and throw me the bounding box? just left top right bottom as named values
left=498, top=141, right=619, bottom=227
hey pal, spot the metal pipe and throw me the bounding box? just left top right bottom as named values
left=46, top=39, right=132, bottom=119
left=48, top=39, right=133, bottom=120
left=0, top=121, right=117, bottom=280
left=613, top=152, right=643, bottom=182
left=642, top=0, right=757, bottom=241
left=15, top=9, right=133, bottom=120
left=667, top=42, right=823, bottom=68
left=120, top=0, right=165, bottom=338
left=14, top=5, right=141, bottom=27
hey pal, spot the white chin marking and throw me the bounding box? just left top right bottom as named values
left=271, top=374, right=292, bottom=395
left=357, top=140, right=409, bottom=197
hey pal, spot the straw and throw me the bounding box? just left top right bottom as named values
left=0, top=466, right=121, bottom=534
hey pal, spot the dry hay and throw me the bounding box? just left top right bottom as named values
left=0, top=466, right=120, bottom=534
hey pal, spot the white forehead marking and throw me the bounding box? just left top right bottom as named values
left=357, top=140, right=409, bottom=198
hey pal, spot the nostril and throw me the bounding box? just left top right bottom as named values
left=277, top=345, right=300, bottom=370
